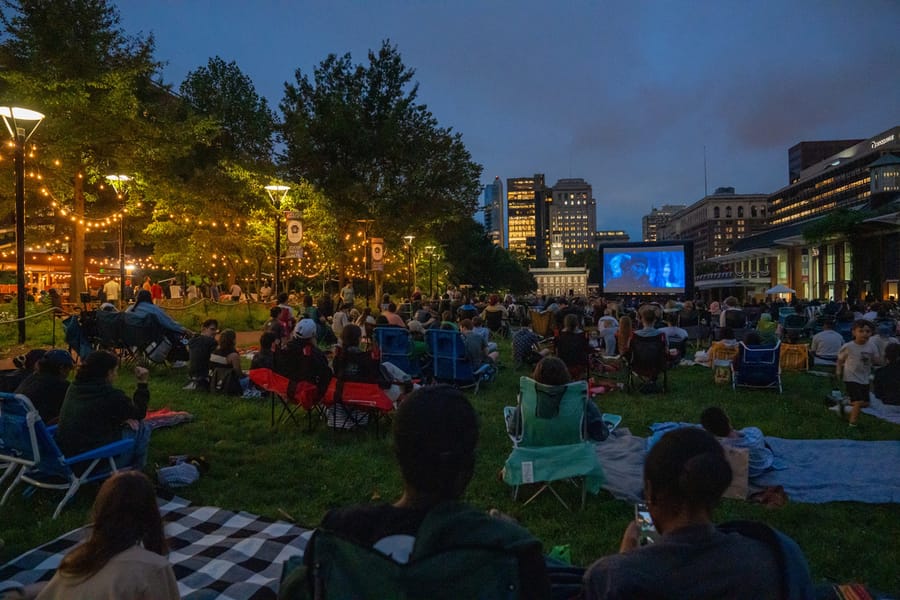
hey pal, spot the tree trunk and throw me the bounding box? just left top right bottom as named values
left=69, top=171, right=85, bottom=302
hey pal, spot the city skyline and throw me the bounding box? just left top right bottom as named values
left=117, top=1, right=900, bottom=240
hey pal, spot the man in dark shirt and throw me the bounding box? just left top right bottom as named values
left=14, top=349, right=74, bottom=424
left=185, top=319, right=218, bottom=390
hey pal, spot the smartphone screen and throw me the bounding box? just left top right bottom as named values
left=635, top=502, right=658, bottom=545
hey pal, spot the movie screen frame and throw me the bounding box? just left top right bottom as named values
left=599, top=241, right=694, bottom=297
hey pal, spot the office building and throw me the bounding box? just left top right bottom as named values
left=595, top=230, right=630, bottom=244
left=642, top=204, right=686, bottom=242
left=770, top=126, right=900, bottom=227
left=659, top=187, right=768, bottom=263
left=549, top=178, right=596, bottom=255
left=788, top=139, right=862, bottom=183
left=481, top=177, right=504, bottom=247
left=506, top=174, right=548, bottom=261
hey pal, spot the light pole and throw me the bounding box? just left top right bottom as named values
left=355, top=219, right=374, bottom=308
left=106, top=174, right=130, bottom=306
left=425, top=245, right=436, bottom=299
left=1, top=106, right=44, bottom=343
left=403, top=235, right=415, bottom=302
left=265, top=185, right=290, bottom=297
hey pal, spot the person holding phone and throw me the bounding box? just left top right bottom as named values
left=583, top=427, right=812, bottom=599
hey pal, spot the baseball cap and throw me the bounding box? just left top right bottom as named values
left=293, top=318, right=318, bottom=339
left=43, top=349, right=75, bottom=368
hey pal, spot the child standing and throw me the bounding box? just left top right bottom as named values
left=836, top=319, right=882, bottom=426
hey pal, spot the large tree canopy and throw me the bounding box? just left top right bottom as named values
left=280, top=41, right=481, bottom=243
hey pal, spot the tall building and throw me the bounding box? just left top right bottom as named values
left=788, top=139, right=862, bottom=183
left=549, top=178, right=596, bottom=255
left=506, top=174, right=547, bottom=261
left=481, top=177, right=504, bottom=247
left=770, top=126, right=900, bottom=227
left=660, top=187, right=768, bottom=263
left=642, top=204, right=686, bottom=242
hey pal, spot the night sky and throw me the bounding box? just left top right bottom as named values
left=117, top=0, right=900, bottom=240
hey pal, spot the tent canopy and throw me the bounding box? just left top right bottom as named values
left=766, top=284, right=795, bottom=294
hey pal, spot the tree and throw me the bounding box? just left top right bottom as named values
left=180, top=56, right=275, bottom=165
left=0, top=0, right=195, bottom=300
left=436, top=218, right=536, bottom=295
left=280, top=41, right=482, bottom=301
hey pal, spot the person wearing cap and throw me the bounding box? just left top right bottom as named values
left=273, top=318, right=333, bottom=399
left=14, top=349, right=74, bottom=424
left=1, top=349, right=47, bottom=393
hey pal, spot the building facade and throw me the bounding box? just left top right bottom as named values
left=506, top=174, right=547, bottom=261
left=549, top=178, right=596, bottom=255
left=529, top=234, right=588, bottom=297
left=659, top=188, right=769, bottom=263
left=788, top=139, right=862, bottom=183
left=642, top=204, right=686, bottom=242
left=770, top=126, right=900, bottom=227
left=481, top=176, right=504, bottom=247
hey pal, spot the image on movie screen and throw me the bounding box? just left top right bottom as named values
left=602, top=247, right=686, bottom=293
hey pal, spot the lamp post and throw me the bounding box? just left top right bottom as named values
left=1, top=106, right=44, bottom=343
left=403, top=235, right=415, bottom=302
left=425, top=245, right=436, bottom=299
left=355, top=219, right=374, bottom=308
left=105, top=174, right=130, bottom=306
left=265, top=185, right=290, bottom=297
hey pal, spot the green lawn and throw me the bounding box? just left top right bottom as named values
left=2, top=337, right=899, bottom=593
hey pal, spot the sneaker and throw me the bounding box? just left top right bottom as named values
left=827, top=403, right=845, bottom=416
left=848, top=422, right=858, bottom=428
left=171, top=360, right=188, bottom=368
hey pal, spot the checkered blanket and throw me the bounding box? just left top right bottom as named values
left=0, top=497, right=313, bottom=599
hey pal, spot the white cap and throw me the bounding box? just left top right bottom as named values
left=293, top=318, right=317, bottom=339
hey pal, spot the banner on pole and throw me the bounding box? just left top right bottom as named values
left=284, top=211, right=303, bottom=259
left=370, top=238, right=384, bottom=272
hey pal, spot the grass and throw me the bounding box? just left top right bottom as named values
left=1, top=336, right=899, bottom=594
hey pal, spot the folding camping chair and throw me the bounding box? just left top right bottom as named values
left=502, top=377, right=605, bottom=510
left=732, top=340, right=782, bottom=393
left=483, top=309, right=510, bottom=339
left=322, top=379, right=394, bottom=435
left=779, top=342, right=809, bottom=372
left=0, top=392, right=135, bottom=519
left=624, top=333, right=668, bottom=393
left=529, top=310, right=554, bottom=338
left=373, top=327, right=420, bottom=376
left=425, top=329, right=496, bottom=394
left=248, top=368, right=323, bottom=429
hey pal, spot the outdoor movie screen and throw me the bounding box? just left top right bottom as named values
left=600, top=242, right=693, bottom=295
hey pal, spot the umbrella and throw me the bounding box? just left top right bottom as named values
left=766, top=284, right=795, bottom=295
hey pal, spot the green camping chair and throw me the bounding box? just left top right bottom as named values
left=502, top=377, right=605, bottom=510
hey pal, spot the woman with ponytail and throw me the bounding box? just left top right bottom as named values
left=583, top=427, right=813, bottom=599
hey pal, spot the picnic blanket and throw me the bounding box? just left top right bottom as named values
left=752, top=437, right=900, bottom=504
left=862, top=396, right=900, bottom=426
left=595, top=432, right=900, bottom=505
left=0, top=497, right=313, bottom=599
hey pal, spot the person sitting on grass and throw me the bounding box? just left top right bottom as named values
left=34, top=471, right=179, bottom=600
left=281, top=385, right=550, bottom=599
left=209, top=329, right=246, bottom=395
left=836, top=319, right=882, bottom=427
left=14, top=349, right=74, bottom=425
left=185, top=318, right=218, bottom=390
left=582, top=427, right=812, bottom=599
left=873, top=342, right=900, bottom=406
left=699, top=406, right=776, bottom=478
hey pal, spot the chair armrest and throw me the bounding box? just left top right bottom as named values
left=62, top=438, right=134, bottom=464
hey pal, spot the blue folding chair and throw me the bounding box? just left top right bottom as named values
left=373, top=326, right=420, bottom=376
left=732, top=341, right=782, bottom=393
left=0, top=392, right=135, bottom=518
left=425, top=329, right=495, bottom=393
